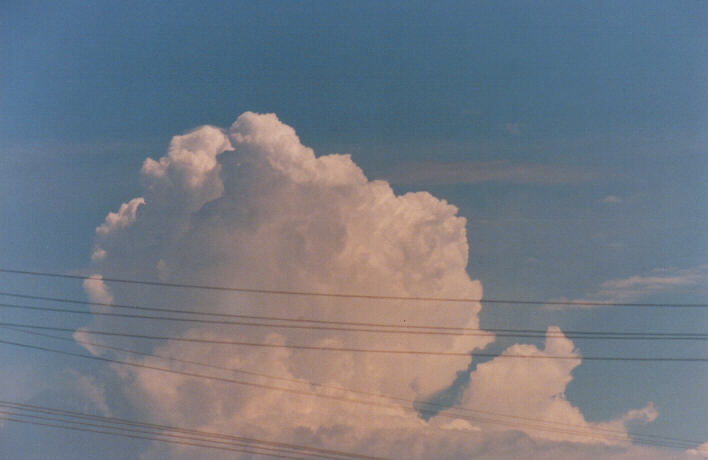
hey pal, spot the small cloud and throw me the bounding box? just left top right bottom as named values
left=96, top=197, right=145, bottom=236
left=82, top=274, right=114, bottom=305
left=90, top=248, right=107, bottom=262
left=504, top=122, right=524, bottom=136
left=385, top=161, right=595, bottom=186
left=601, top=195, right=623, bottom=204
left=156, top=259, right=172, bottom=281
left=617, top=402, right=658, bottom=425
left=73, top=328, right=102, bottom=356
left=438, top=419, right=482, bottom=432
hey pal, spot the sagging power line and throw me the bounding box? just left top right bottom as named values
left=1, top=322, right=706, bottom=361
left=0, top=400, right=386, bottom=459
left=8, top=325, right=700, bottom=449
left=1, top=298, right=706, bottom=340
left=1, top=268, right=706, bottom=307
left=0, top=335, right=703, bottom=450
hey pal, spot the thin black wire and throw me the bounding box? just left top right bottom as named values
left=8, top=326, right=700, bottom=448
left=1, top=300, right=705, bottom=340
left=1, top=268, right=706, bottom=307
left=0, top=336, right=701, bottom=450
left=0, top=410, right=340, bottom=460
left=0, top=400, right=385, bottom=460
left=5, top=291, right=708, bottom=339
left=0, top=414, right=303, bottom=459
left=0, top=410, right=315, bottom=459
left=1, top=321, right=707, bottom=361
left=0, top=406, right=693, bottom=453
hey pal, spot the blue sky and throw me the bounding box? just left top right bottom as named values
left=1, top=1, right=706, bottom=458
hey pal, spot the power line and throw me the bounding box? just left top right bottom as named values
left=2, top=271, right=705, bottom=449
left=9, top=326, right=700, bottom=449
left=2, top=322, right=706, bottom=361
left=0, top=413, right=303, bottom=459
left=1, top=268, right=706, bottom=308
left=1, top=299, right=705, bottom=340
left=0, top=400, right=696, bottom=453
left=0, top=400, right=384, bottom=460
left=0, top=406, right=686, bottom=455
left=0, top=403, right=381, bottom=460
left=0, top=335, right=702, bottom=450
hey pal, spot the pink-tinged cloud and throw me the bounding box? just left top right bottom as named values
left=688, top=441, right=708, bottom=457
left=95, top=197, right=145, bottom=236
left=82, top=274, right=113, bottom=305
left=74, top=112, right=667, bottom=459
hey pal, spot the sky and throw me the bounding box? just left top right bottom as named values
left=1, top=1, right=707, bottom=459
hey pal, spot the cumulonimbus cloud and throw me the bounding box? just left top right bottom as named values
left=76, top=112, right=671, bottom=459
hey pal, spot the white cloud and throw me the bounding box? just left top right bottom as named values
left=549, top=265, right=708, bottom=308
left=385, top=161, right=595, bottom=186
left=597, top=267, right=706, bottom=300
left=77, top=112, right=667, bottom=459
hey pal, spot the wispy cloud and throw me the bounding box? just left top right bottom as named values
left=385, top=161, right=596, bottom=186
left=548, top=265, right=708, bottom=309
left=601, top=195, right=623, bottom=204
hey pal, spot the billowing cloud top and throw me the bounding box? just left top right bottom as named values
left=81, top=113, right=669, bottom=459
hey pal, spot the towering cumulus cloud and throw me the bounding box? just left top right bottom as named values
left=82, top=113, right=670, bottom=459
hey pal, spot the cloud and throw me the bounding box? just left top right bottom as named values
left=385, top=161, right=595, bottom=186
left=82, top=274, right=113, bottom=305
left=90, top=248, right=107, bottom=262
left=688, top=442, right=708, bottom=457
left=0, top=364, right=111, bottom=430
left=78, top=112, right=665, bottom=459
left=439, top=327, right=655, bottom=445
left=141, top=125, right=232, bottom=191
left=87, top=111, right=488, bottom=397
left=602, top=195, right=623, bottom=204
left=76, top=275, right=115, bottom=355
left=548, top=265, right=708, bottom=309
left=95, top=197, right=145, bottom=236
left=72, top=327, right=103, bottom=356
left=598, top=268, right=705, bottom=300
left=93, top=197, right=145, bottom=261
left=69, top=371, right=112, bottom=417
left=0, top=363, right=44, bottom=429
